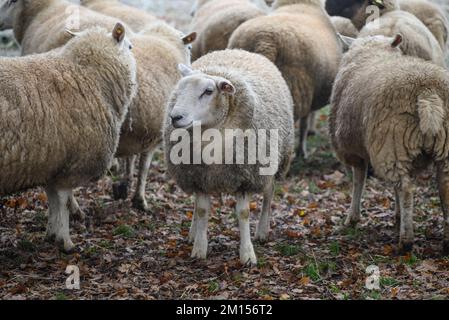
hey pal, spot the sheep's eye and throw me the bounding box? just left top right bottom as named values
left=201, top=89, right=214, bottom=97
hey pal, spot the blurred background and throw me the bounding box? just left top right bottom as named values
left=0, top=0, right=448, bottom=60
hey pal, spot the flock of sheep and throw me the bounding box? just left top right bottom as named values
left=0, top=0, right=448, bottom=269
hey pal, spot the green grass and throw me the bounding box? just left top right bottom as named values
left=17, top=239, right=35, bottom=252
left=276, top=243, right=302, bottom=257
left=329, top=241, right=340, bottom=256
left=303, top=263, right=321, bottom=282
left=113, top=224, right=136, bottom=238
left=55, top=292, right=68, bottom=300
left=380, top=277, right=400, bottom=288
left=207, top=281, right=219, bottom=293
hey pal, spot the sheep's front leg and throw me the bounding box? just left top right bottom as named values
left=68, top=191, right=85, bottom=222
left=397, top=176, right=414, bottom=254
left=237, top=193, right=257, bottom=265
left=191, top=193, right=210, bottom=259
left=188, top=195, right=203, bottom=243
left=132, top=151, right=154, bottom=211
left=345, top=161, right=368, bottom=226
left=437, top=163, right=449, bottom=255
left=45, top=187, right=74, bottom=252
left=308, top=111, right=317, bottom=136
left=255, top=181, right=274, bottom=242
left=297, top=116, right=310, bottom=159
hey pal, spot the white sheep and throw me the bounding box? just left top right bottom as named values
left=163, top=49, right=294, bottom=264
left=0, top=23, right=137, bottom=251
left=330, top=34, right=449, bottom=254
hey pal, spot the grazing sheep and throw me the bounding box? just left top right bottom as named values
left=80, top=0, right=158, bottom=32
left=0, top=24, right=137, bottom=251
left=330, top=34, right=449, bottom=254
left=163, top=49, right=294, bottom=264
left=229, top=0, right=343, bottom=159
left=0, top=0, right=197, bottom=212
left=331, top=16, right=359, bottom=37
left=190, top=0, right=265, bottom=61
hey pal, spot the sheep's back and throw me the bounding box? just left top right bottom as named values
left=0, top=57, right=122, bottom=194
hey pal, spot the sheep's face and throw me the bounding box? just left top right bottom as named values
left=0, top=0, right=23, bottom=31
left=169, top=64, right=235, bottom=129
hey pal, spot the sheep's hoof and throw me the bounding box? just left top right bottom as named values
left=398, top=241, right=414, bottom=255
left=255, top=229, right=270, bottom=243
left=112, top=181, right=129, bottom=200
left=191, top=246, right=207, bottom=260
left=307, top=130, right=317, bottom=137
left=344, top=214, right=360, bottom=227
left=443, top=241, right=449, bottom=256
left=240, top=246, right=257, bottom=266
left=132, top=196, right=149, bottom=212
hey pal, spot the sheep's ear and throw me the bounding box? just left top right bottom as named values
left=218, top=80, right=236, bottom=95
left=391, top=33, right=403, bottom=48
left=370, top=0, right=386, bottom=9
left=182, top=32, right=197, bottom=45
left=65, top=29, right=80, bottom=38
left=112, top=22, right=126, bottom=43
left=178, top=64, right=194, bottom=77
left=337, top=33, right=355, bottom=52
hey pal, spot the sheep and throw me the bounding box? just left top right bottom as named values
left=398, top=0, right=448, bottom=52
left=189, top=0, right=265, bottom=61
left=0, top=23, right=137, bottom=251
left=0, top=0, right=125, bottom=55
left=163, top=49, right=294, bottom=264
left=228, top=0, right=344, bottom=159
left=358, top=5, right=446, bottom=66
left=0, top=0, right=197, bottom=212
left=325, top=0, right=448, bottom=52
left=329, top=34, right=449, bottom=254
left=80, top=0, right=159, bottom=32
left=331, top=16, right=359, bottom=37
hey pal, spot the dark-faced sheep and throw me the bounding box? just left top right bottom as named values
left=163, top=49, right=294, bottom=264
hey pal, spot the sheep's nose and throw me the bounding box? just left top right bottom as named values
left=171, top=114, right=184, bottom=125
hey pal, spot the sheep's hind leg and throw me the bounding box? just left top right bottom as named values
left=436, top=163, right=449, bottom=255
left=191, top=194, right=210, bottom=259
left=45, top=187, right=74, bottom=252
left=345, top=161, right=368, bottom=226
left=237, top=193, right=257, bottom=265
left=132, top=151, right=154, bottom=212
left=112, top=155, right=136, bottom=201
left=296, top=116, right=310, bottom=160
left=397, top=176, right=414, bottom=254
left=255, top=180, right=274, bottom=242
left=188, top=196, right=203, bottom=243
left=68, top=191, right=86, bottom=232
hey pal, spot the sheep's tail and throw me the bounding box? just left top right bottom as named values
left=417, top=90, right=445, bottom=136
